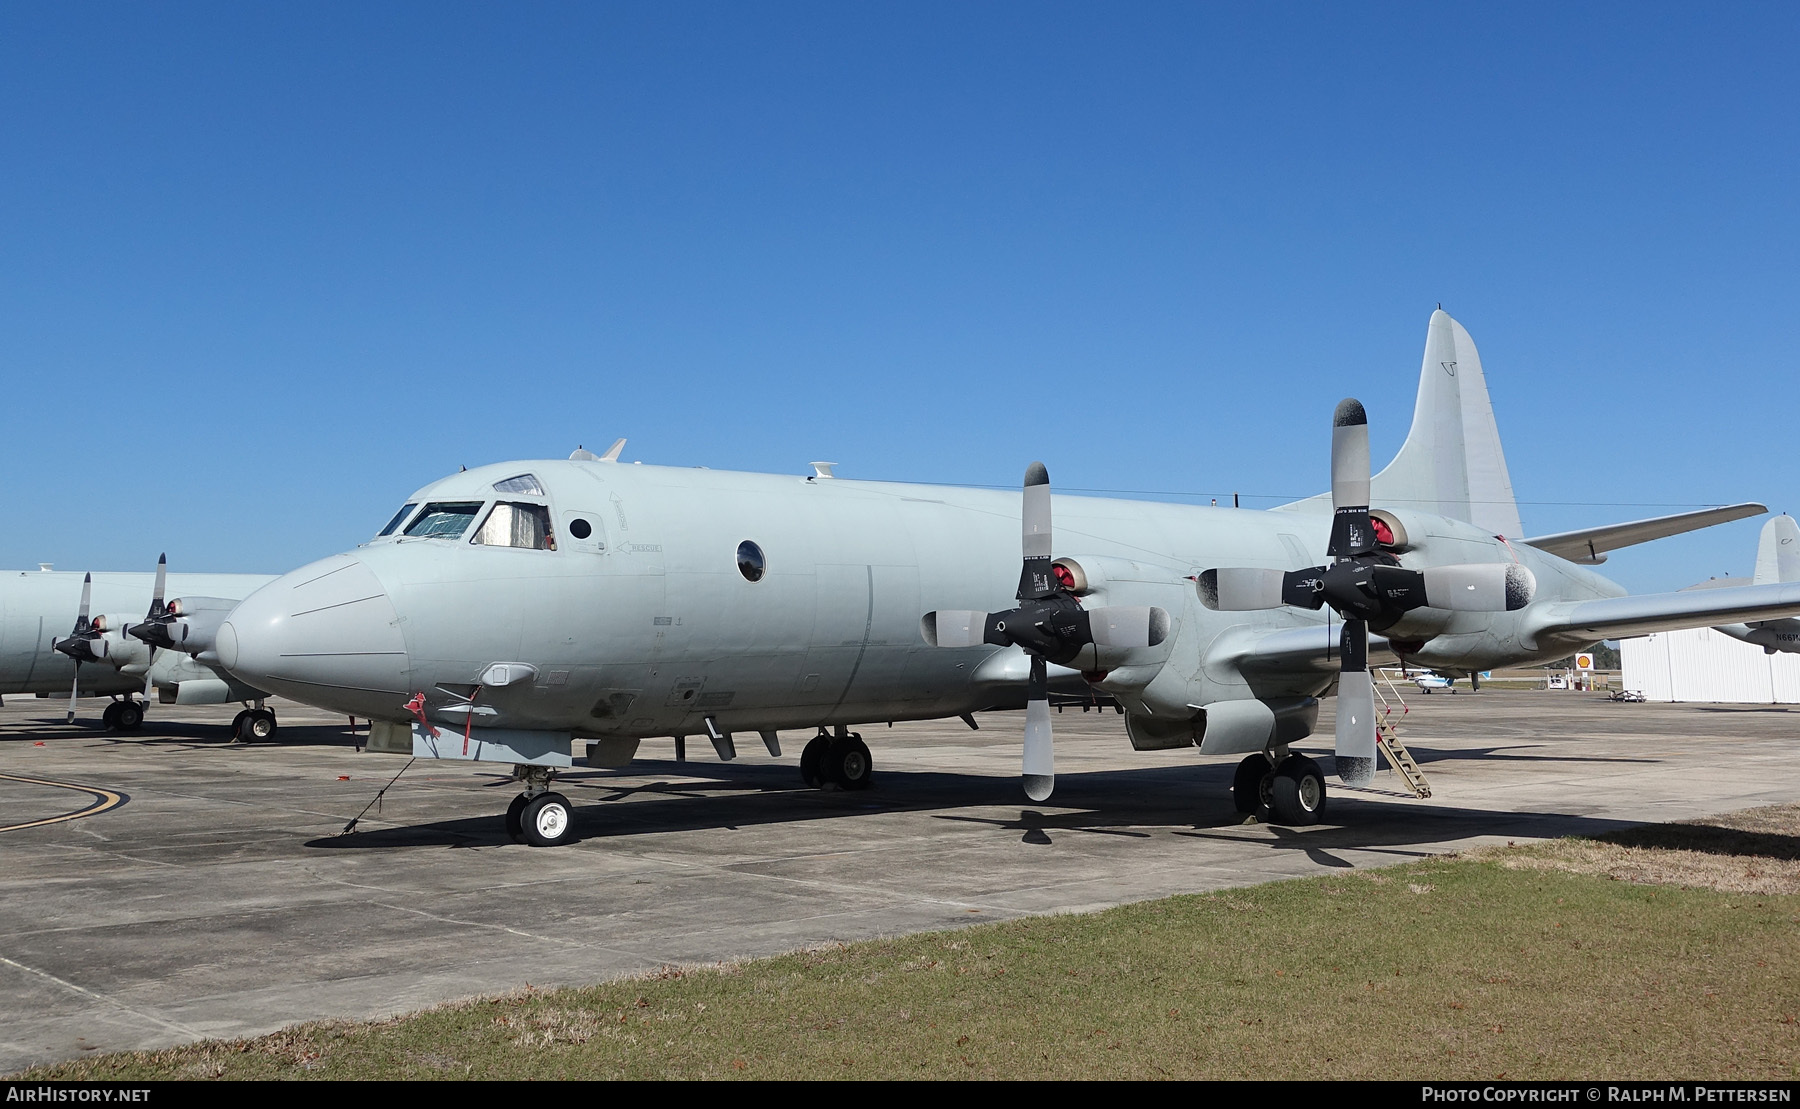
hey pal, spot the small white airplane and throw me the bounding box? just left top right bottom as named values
left=5, top=558, right=281, bottom=739
left=212, top=309, right=1794, bottom=845
left=1715, top=515, right=1800, bottom=654
left=1407, top=670, right=1457, bottom=693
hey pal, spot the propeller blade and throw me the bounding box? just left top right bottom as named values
left=67, top=663, right=80, bottom=725
left=1017, top=462, right=1055, bottom=601
left=1196, top=568, right=1283, bottom=611
left=151, top=554, right=167, bottom=614
left=1086, top=606, right=1170, bottom=648
left=1326, top=399, right=1376, bottom=560
left=1334, top=618, right=1376, bottom=786
left=921, top=610, right=991, bottom=648
left=1420, top=562, right=1536, bottom=611
left=1022, top=655, right=1053, bottom=801
left=74, top=573, right=92, bottom=632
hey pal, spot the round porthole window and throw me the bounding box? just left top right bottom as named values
left=569, top=518, right=593, bottom=540
left=737, top=540, right=765, bottom=582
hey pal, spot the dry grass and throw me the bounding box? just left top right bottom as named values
left=17, top=806, right=1800, bottom=1081
left=1479, top=803, right=1800, bottom=896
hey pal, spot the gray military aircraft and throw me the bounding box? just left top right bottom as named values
left=213, top=310, right=1797, bottom=846
left=5, top=559, right=280, bottom=739
left=1714, top=514, right=1800, bottom=654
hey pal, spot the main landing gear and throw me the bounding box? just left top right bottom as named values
left=505, top=766, right=575, bottom=847
left=1233, top=749, right=1328, bottom=826
left=229, top=704, right=279, bottom=743
left=799, top=726, right=872, bottom=790
left=101, top=698, right=144, bottom=732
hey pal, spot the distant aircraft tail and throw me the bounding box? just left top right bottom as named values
left=1279, top=309, right=1524, bottom=538
left=1370, top=310, right=1524, bottom=538
left=1753, top=515, right=1800, bottom=584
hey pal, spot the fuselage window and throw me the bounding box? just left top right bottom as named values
left=377, top=503, right=418, bottom=537
left=737, top=540, right=765, bottom=582
left=473, top=502, right=557, bottom=550
left=403, top=502, right=485, bottom=540
left=493, top=473, right=545, bottom=496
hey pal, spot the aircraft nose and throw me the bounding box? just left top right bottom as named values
left=218, top=554, right=411, bottom=717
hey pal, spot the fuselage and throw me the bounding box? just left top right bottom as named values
left=216, top=458, right=1625, bottom=739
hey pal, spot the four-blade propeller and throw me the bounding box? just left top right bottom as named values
left=1197, top=399, right=1534, bottom=786
left=921, top=462, right=1169, bottom=801
left=50, top=574, right=106, bottom=724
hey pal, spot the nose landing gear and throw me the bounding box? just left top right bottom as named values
left=800, top=726, right=872, bottom=790
left=101, top=698, right=145, bottom=732
left=230, top=705, right=279, bottom=743
left=506, top=766, right=575, bottom=847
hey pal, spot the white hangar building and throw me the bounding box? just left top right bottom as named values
left=1621, top=626, right=1800, bottom=704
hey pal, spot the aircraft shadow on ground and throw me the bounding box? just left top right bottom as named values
left=1596, top=821, right=1800, bottom=860
left=303, top=756, right=1660, bottom=858
left=0, top=720, right=361, bottom=749
left=1397, top=744, right=1657, bottom=767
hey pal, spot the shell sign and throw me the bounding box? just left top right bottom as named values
left=1575, top=653, right=1595, bottom=671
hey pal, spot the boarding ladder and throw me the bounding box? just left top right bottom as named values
left=1370, top=670, right=1432, bottom=798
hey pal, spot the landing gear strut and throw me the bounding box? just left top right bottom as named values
left=507, top=766, right=575, bottom=847
left=800, top=726, right=872, bottom=790
left=1233, top=749, right=1327, bottom=826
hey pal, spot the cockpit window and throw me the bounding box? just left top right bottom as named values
left=472, top=502, right=557, bottom=550
left=377, top=503, right=418, bottom=537
left=493, top=473, right=545, bottom=496
left=403, top=502, right=485, bottom=540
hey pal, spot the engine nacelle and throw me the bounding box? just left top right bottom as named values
left=1048, top=555, right=1183, bottom=676
left=155, top=597, right=238, bottom=657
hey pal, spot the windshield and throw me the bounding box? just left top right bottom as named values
left=403, top=502, right=485, bottom=540
left=377, top=503, right=418, bottom=537
left=472, top=502, right=556, bottom=550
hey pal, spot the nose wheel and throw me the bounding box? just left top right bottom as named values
left=232, top=708, right=278, bottom=743
left=102, top=699, right=145, bottom=732
left=799, top=729, right=872, bottom=790
left=506, top=768, right=576, bottom=846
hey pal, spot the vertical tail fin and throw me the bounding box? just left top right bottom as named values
left=1368, top=309, right=1524, bottom=538
left=1753, top=515, right=1800, bottom=584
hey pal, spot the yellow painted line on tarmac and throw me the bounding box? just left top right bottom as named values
left=0, top=773, right=127, bottom=831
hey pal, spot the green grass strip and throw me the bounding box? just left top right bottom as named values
left=20, top=854, right=1800, bottom=1080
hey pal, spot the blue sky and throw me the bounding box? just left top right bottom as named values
left=4, top=2, right=1795, bottom=593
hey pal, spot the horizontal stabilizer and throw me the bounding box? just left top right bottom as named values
left=1522, top=503, right=1765, bottom=565
left=1525, top=581, right=1800, bottom=647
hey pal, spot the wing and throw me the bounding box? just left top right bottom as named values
left=1204, top=623, right=1399, bottom=674
left=1521, top=503, right=1765, bottom=565
left=1526, top=582, right=1800, bottom=647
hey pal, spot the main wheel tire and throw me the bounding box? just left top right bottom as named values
left=1232, top=754, right=1272, bottom=814
left=115, top=701, right=144, bottom=731
left=1269, top=756, right=1327, bottom=826
left=521, top=792, right=575, bottom=847
left=800, top=734, right=830, bottom=788
left=230, top=710, right=252, bottom=741
left=825, top=734, right=873, bottom=790
left=244, top=709, right=277, bottom=742
left=505, top=794, right=529, bottom=842
left=102, top=702, right=122, bottom=730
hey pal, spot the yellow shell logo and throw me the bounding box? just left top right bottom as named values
left=1575, top=653, right=1594, bottom=670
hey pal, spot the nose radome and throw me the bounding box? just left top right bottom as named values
left=219, top=554, right=410, bottom=717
